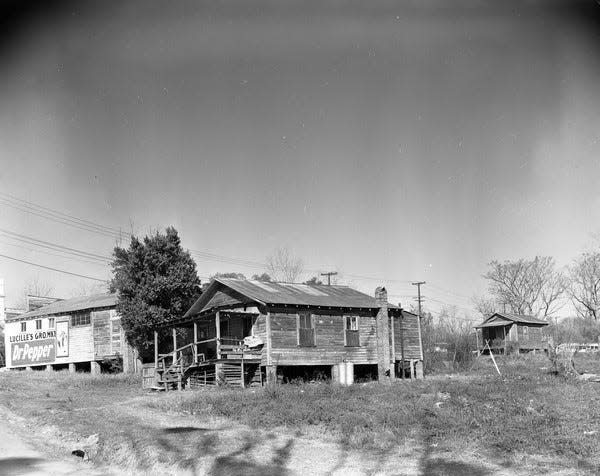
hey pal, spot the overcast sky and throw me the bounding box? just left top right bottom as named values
left=1, top=1, right=599, bottom=316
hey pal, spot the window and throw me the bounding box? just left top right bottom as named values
left=36, top=319, right=42, bottom=330
left=20, top=321, right=26, bottom=332
left=48, top=318, right=55, bottom=328
left=71, top=312, right=91, bottom=327
left=297, top=312, right=316, bottom=346
left=344, top=316, right=360, bottom=347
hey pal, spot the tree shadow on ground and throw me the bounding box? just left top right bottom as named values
left=421, top=457, right=490, bottom=476
left=207, top=432, right=295, bottom=476
left=0, top=457, right=44, bottom=475
left=418, top=419, right=491, bottom=476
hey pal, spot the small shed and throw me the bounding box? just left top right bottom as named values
left=475, top=312, right=549, bottom=353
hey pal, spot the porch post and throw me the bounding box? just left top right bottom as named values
left=475, top=329, right=480, bottom=355
left=399, top=310, right=405, bottom=379
left=154, top=330, right=159, bottom=370
left=172, top=328, right=177, bottom=365
left=265, top=311, right=275, bottom=384
left=193, top=321, right=198, bottom=364
left=390, top=313, right=396, bottom=376
left=216, top=311, right=221, bottom=359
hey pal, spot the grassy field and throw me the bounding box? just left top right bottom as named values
left=1, top=353, right=600, bottom=474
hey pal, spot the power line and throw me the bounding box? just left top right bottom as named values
left=0, top=253, right=108, bottom=282
left=0, top=193, right=125, bottom=240
left=0, top=239, right=110, bottom=267
left=0, top=192, right=478, bottom=297
left=0, top=228, right=112, bottom=263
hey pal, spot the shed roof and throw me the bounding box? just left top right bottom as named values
left=475, top=312, right=548, bottom=329
left=10, top=293, right=117, bottom=321
left=183, top=278, right=398, bottom=319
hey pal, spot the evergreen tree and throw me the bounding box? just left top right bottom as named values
left=110, top=227, right=201, bottom=361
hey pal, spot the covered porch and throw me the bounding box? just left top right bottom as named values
left=152, top=309, right=264, bottom=390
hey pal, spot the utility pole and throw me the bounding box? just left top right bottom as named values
left=412, top=281, right=426, bottom=371
left=320, top=271, right=338, bottom=286
left=412, top=281, right=426, bottom=317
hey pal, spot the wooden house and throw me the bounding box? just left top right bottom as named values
left=3, top=293, right=138, bottom=373
left=475, top=312, right=549, bottom=354
left=152, top=278, right=424, bottom=389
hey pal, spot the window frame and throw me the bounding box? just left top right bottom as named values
left=36, top=319, right=42, bottom=330
left=296, top=311, right=316, bottom=347
left=344, top=315, right=360, bottom=347
left=71, top=312, right=91, bottom=327
left=20, top=321, right=26, bottom=333
left=48, top=317, right=55, bottom=329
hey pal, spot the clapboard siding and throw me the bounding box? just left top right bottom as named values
left=268, top=310, right=380, bottom=366
left=393, top=313, right=422, bottom=360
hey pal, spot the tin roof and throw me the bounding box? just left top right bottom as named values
left=10, top=293, right=117, bottom=321
left=184, top=278, right=398, bottom=318
left=475, top=312, right=548, bottom=328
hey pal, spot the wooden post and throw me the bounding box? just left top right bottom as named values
left=475, top=329, right=480, bottom=356
left=216, top=311, right=221, bottom=359
left=193, top=321, right=198, bottom=364
left=154, top=330, right=159, bottom=370
left=409, top=360, right=414, bottom=380
left=172, top=328, right=177, bottom=365
left=399, top=311, right=405, bottom=380
left=265, top=312, right=275, bottom=383
left=390, top=314, right=396, bottom=372
left=241, top=356, right=245, bottom=389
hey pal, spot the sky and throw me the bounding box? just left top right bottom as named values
left=1, top=1, right=600, bottom=317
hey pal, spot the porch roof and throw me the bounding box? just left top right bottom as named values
left=475, top=312, right=549, bottom=329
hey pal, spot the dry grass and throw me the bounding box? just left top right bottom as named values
left=0, top=353, right=599, bottom=474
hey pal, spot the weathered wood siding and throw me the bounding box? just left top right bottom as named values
left=252, top=314, right=267, bottom=340
left=393, top=312, right=422, bottom=360
left=517, top=324, right=547, bottom=349
left=93, top=311, right=111, bottom=357
left=266, top=309, right=379, bottom=366
left=203, top=289, right=246, bottom=311
left=93, top=309, right=126, bottom=358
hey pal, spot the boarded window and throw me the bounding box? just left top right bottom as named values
left=48, top=318, right=55, bottom=328
left=297, top=312, right=315, bottom=347
left=71, top=312, right=91, bottom=327
left=20, top=321, right=26, bottom=332
left=344, top=316, right=360, bottom=347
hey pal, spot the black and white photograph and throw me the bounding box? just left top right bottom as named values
left=1, top=1, right=600, bottom=474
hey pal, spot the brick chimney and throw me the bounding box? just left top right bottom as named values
left=375, top=287, right=392, bottom=380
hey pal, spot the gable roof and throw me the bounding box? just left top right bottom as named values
left=10, top=293, right=117, bottom=321
left=183, top=278, right=398, bottom=319
left=475, top=312, right=549, bottom=328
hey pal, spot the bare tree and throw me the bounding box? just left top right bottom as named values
left=69, top=281, right=109, bottom=298
left=482, top=256, right=567, bottom=319
left=266, top=248, right=304, bottom=283
left=472, top=295, right=498, bottom=318
left=26, top=276, right=55, bottom=297
left=568, top=251, right=600, bottom=319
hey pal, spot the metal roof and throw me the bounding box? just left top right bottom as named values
left=183, top=278, right=398, bottom=318
left=10, top=293, right=117, bottom=321
left=475, top=312, right=549, bottom=328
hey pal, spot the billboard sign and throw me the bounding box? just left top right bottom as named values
left=10, top=330, right=56, bottom=366
left=56, top=321, right=69, bottom=357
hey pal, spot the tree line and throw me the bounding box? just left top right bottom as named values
left=476, top=253, right=600, bottom=320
